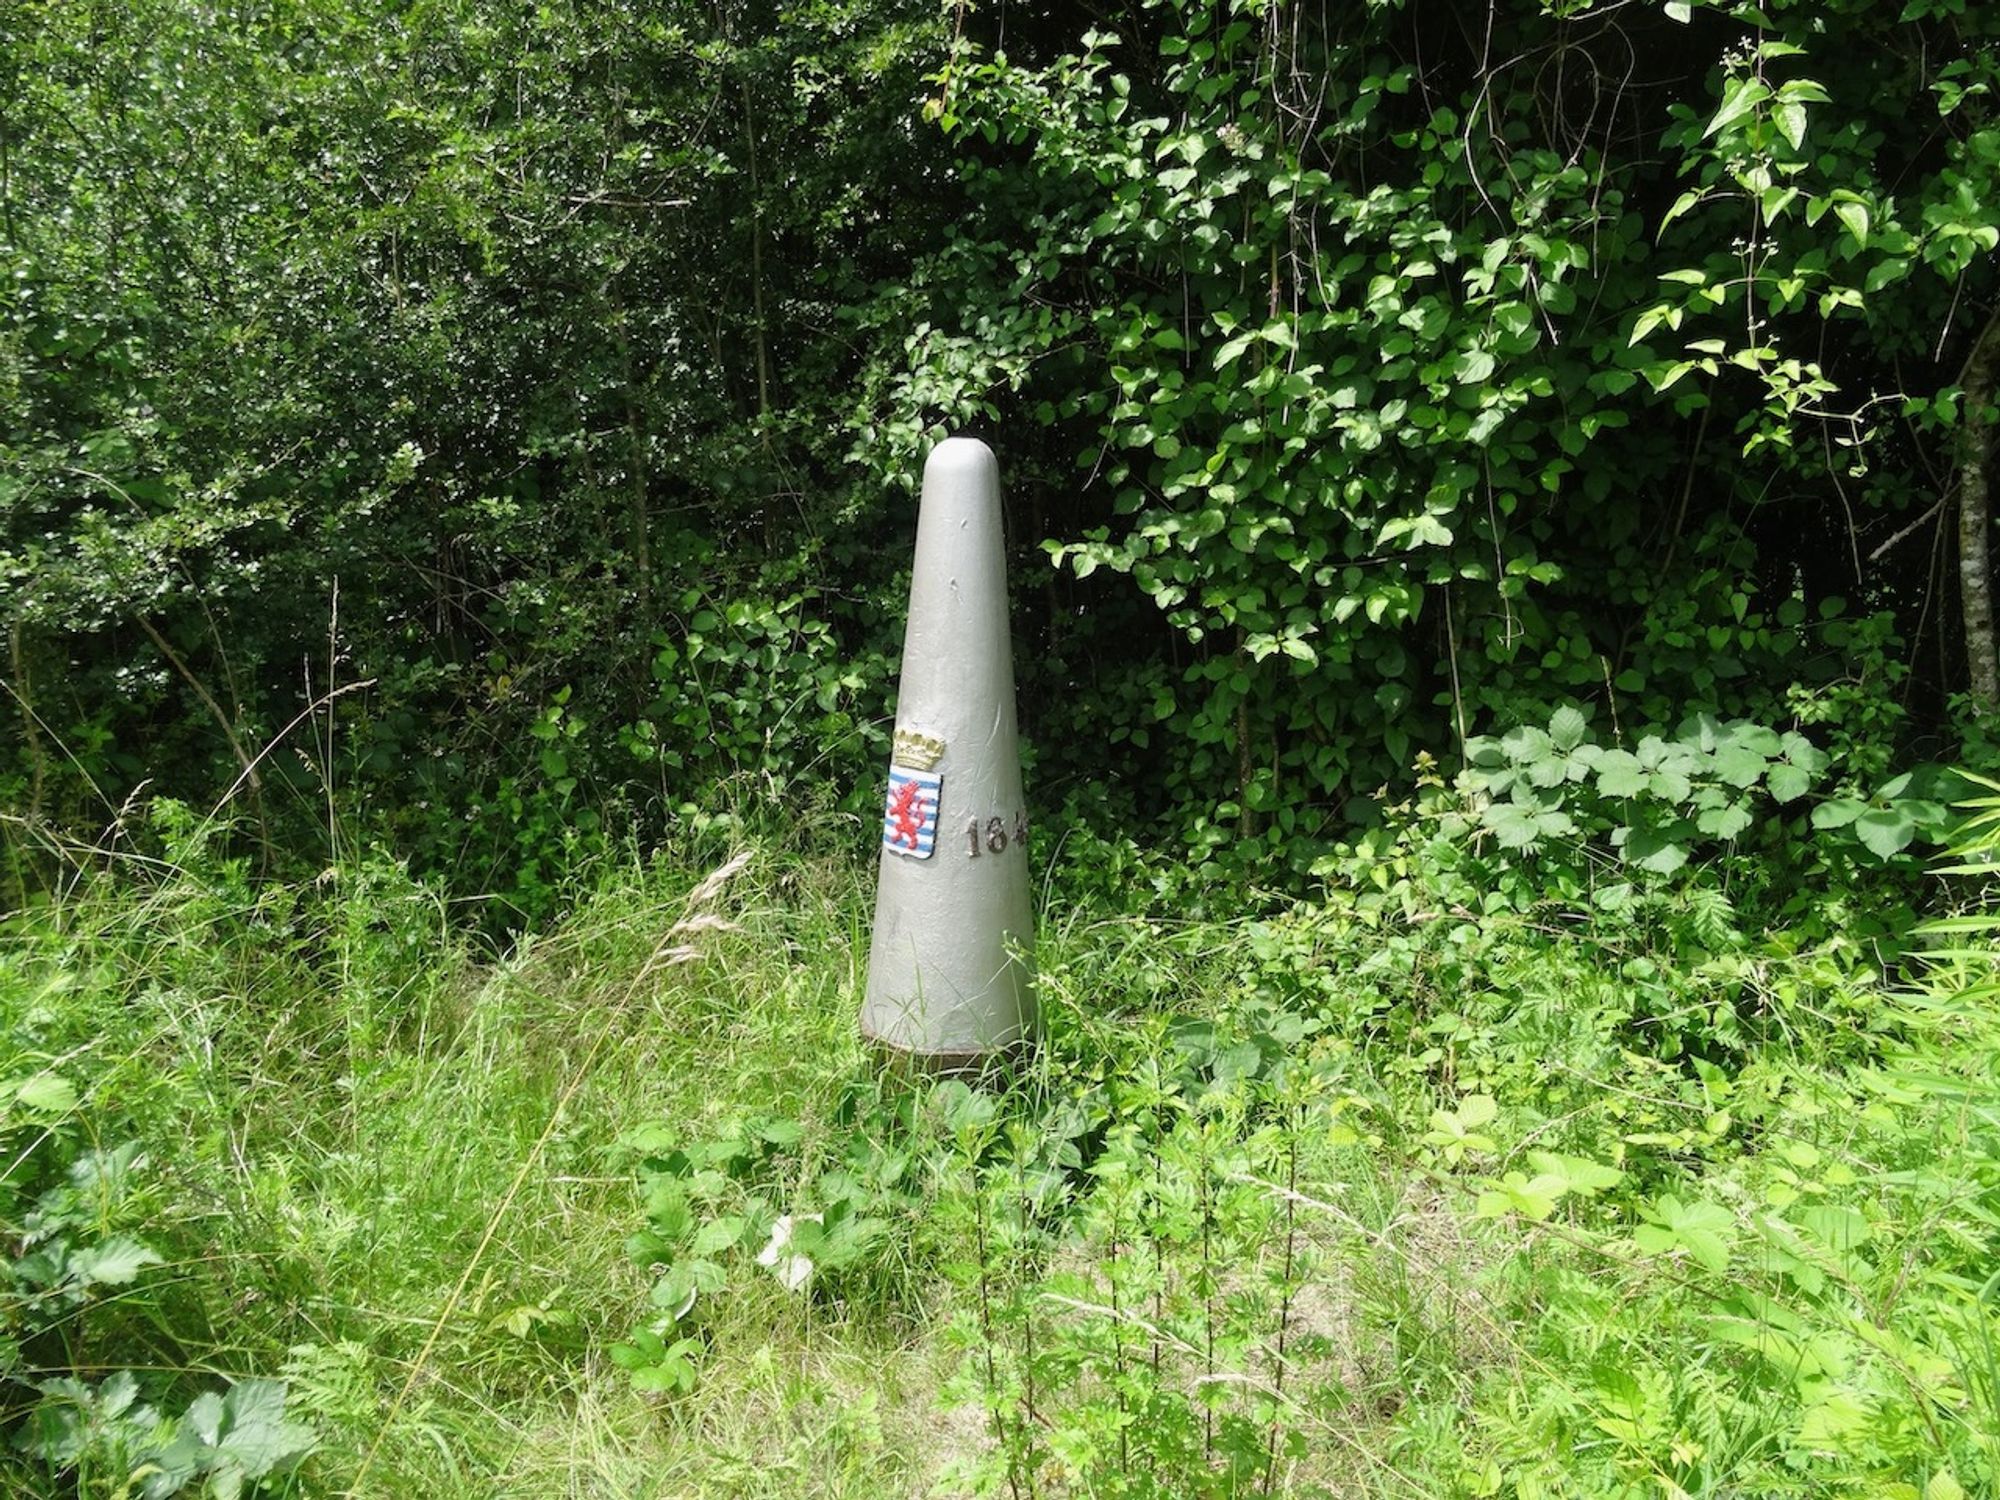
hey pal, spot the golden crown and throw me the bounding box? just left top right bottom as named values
left=892, top=728, right=945, bottom=771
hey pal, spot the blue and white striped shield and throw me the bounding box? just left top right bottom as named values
left=882, top=764, right=943, bottom=859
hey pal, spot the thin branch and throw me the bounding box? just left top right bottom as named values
left=136, top=615, right=259, bottom=791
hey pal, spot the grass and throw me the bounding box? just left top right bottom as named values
left=4, top=837, right=964, bottom=1495
left=2, top=814, right=1997, bottom=1497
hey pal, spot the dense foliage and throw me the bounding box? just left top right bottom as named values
left=4, top=4, right=2000, bottom=1493
left=5, top=0, right=1999, bottom=906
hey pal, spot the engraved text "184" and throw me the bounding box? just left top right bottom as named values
left=965, top=811, right=1029, bottom=858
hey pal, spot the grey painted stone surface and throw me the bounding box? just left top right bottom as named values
left=861, top=437, right=1037, bottom=1062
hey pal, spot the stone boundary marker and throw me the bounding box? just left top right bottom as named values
left=861, top=436, right=1037, bottom=1072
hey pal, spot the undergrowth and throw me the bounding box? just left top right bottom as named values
left=1, top=777, right=1996, bottom=1497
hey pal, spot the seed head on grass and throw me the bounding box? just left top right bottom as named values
left=351, top=848, right=755, bottom=1494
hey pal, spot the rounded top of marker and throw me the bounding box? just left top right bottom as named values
left=924, top=435, right=997, bottom=487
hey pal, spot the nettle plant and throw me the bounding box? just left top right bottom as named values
left=914, top=1012, right=1349, bottom=1500
left=1459, top=706, right=1953, bottom=877
left=0, top=1010, right=317, bottom=1496
left=611, top=1110, right=920, bottom=1394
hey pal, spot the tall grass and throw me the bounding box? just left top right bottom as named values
left=2, top=828, right=955, bottom=1495
left=2, top=806, right=1996, bottom=1497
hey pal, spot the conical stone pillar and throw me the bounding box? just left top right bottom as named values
left=861, top=437, right=1037, bottom=1070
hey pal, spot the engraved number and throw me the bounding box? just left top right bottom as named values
left=965, top=812, right=1027, bottom=857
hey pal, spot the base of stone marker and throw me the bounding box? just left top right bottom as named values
left=862, top=1032, right=1034, bottom=1082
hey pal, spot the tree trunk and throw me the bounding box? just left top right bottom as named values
left=741, top=79, right=771, bottom=422
left=9, top=620, right=45, bottom=821
left=1235, top=639, right=1259, bottom=840
left=1958, top=307, right=2000, bottom=711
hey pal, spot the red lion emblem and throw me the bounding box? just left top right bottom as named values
left=888, top=778, right=928, bottom=849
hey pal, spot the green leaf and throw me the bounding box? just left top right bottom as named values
left=1773, top=100, right=1807, bottom=151
left=1454, top=1093, right=1498, bottom=1129
left=1482, top=802, right=1543, bottom=851
left=214, top=1379, right=317, bottom=1478
left=1524, top=1151, right=1624, bottom=1195
left=691, top=1216, right=745, bottom=1256
left=1594, top=749, right=1647, bottom=798
left=1796, top=1387, right=1871, bottom=1445
left=1408, top=514, right=1453, bottom=548
left=1798, top=1204, right=1871, bottom=1252
left=1212, top=1040, right=1263, bottom=1087
left=1854, top=808, right=1917, bottom=859
left=183, top=1391, right=226, bottom=1449
left=1695, top=803, right=1753, bottom=840
left=1636, top=1194, right=1733, bottom=1273
left=1548, top=705, right=1588, bottom=753
left=1705, top=77, right=1771, bottom=138
left=1766, top=762, right=1811, bottom=803
left=11, top=1074, right=79, bottom=1116
left=68, top=1237, right=162, bottom=1288
left=1474, top=1171, right=1565, bottom=1222
left=1778, top=733, right=1828, bottom=774
left=1623, top=825, right=1688, bottom=875
left=1711, top=743, right=1768, bottom=789
left=630, top=1363, right=689, bottom=1394
left=1454, top=349, right=1496, bottom=384
left=649, top=1262, right=700, bottom=1322
left=1834, top=198, right=1870, bottom=248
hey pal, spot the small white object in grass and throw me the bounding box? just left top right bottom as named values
left=755, top=1214, right=820, bottom=1291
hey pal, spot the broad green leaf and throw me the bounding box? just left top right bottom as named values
left=11, top=1074, right=79, bottom=1116
left=1705, top=77, right=1771, bottom=138
left=1524, top=1150, right=1624, bottom=1195
left=1811, top=799, right=1866, bottom=830
left=1548, top=705, right=1588, bottom=753
left=1695, top=803, right=1753, bottom=840
left=1475, top=1171, right=1565, bottom=1221
left=1796, top=1387, right=1872, bottom=1444
left=1773, top=100, right=1807, bottom=151
left=1779, top=732, right=1829, bottom=774
left=1645, top=767, right=1692, bottom=804
left=609, top=1341, right=653, bottom=1371
left=1623, top=825, right=1688, bottom=875
left=630, top=1363, right=688, bottom=1394
left=1501, top=726, right=1553, bottom=763
left=1483, top=803, right=1546, bottom=851
left=649, top=1263, right=699, bottom=1322
left=1712, top=743, right=1768, bottom=788
left=68, top=1238, right=162, bottom=1288
left=1408, top=514, right=1453, bottom=548
left=215, top=1379, right=316, bottom=1477
left=1454, top=1093, right=1498, bottom=1129
left=1798, top=1204, right=1871, bottom=1252
left=1212, top=1040, right=1263, bottom=1087
left=1595, top=750, right=1647, bottom=798
left=691, top=1216, right=746, bottom=1255
left=1767, top=762, right=1811, bottom=803
left=1637, top=1194, right=1733, bottom=1273
left=1855, top=808, right=1916, bottom=859
left=1835, top=198, right=1870, bottom=247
